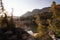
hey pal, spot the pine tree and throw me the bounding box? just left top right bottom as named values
left=48, top=1, right=57, bottom=32
left=34, top=14, right=45, bottom=36
left=9, top=8, right=15, bottom=27
left=7, top=8, right=16, bottom=31
left=51, top=1, right=57, bottom=19
left=1, top=12, right=9, bottom=29
left=50, top=1, right=60, bottom=38
left=0, top=0, right=9, bottom=28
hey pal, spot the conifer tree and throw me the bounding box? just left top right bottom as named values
left=34, top=14, right=45, bottom=36
left=9, top=8, right=15, bottom=27
left=1, top=12, right=9, bottom=29
left=51, top=1, right=57, bottom=18
left=7, top=8, right=16, bottom=31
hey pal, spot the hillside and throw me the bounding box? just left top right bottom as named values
left=21, top=7, right=51, bottom=17
left=21, top=4, right=60, bottom=17
left=20, top=4, right=60, bottom=38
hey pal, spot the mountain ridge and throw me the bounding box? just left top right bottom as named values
left=21, top=4, right=60, bottom=17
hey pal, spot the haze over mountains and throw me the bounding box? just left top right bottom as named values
left=21, top=7, right=50, bottom=17
left=21, top=4, right=60, bottom=18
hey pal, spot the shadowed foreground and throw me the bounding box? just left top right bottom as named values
left=0, top=27, right=34, bottom=40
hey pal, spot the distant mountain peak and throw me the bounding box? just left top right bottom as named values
left=21, top=4, right=60, bottom=17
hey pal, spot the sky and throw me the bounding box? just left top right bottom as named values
left=2, top=0, right=60, bottom=16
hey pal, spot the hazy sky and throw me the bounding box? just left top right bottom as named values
left=2, top=0, right=60, bottom=16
